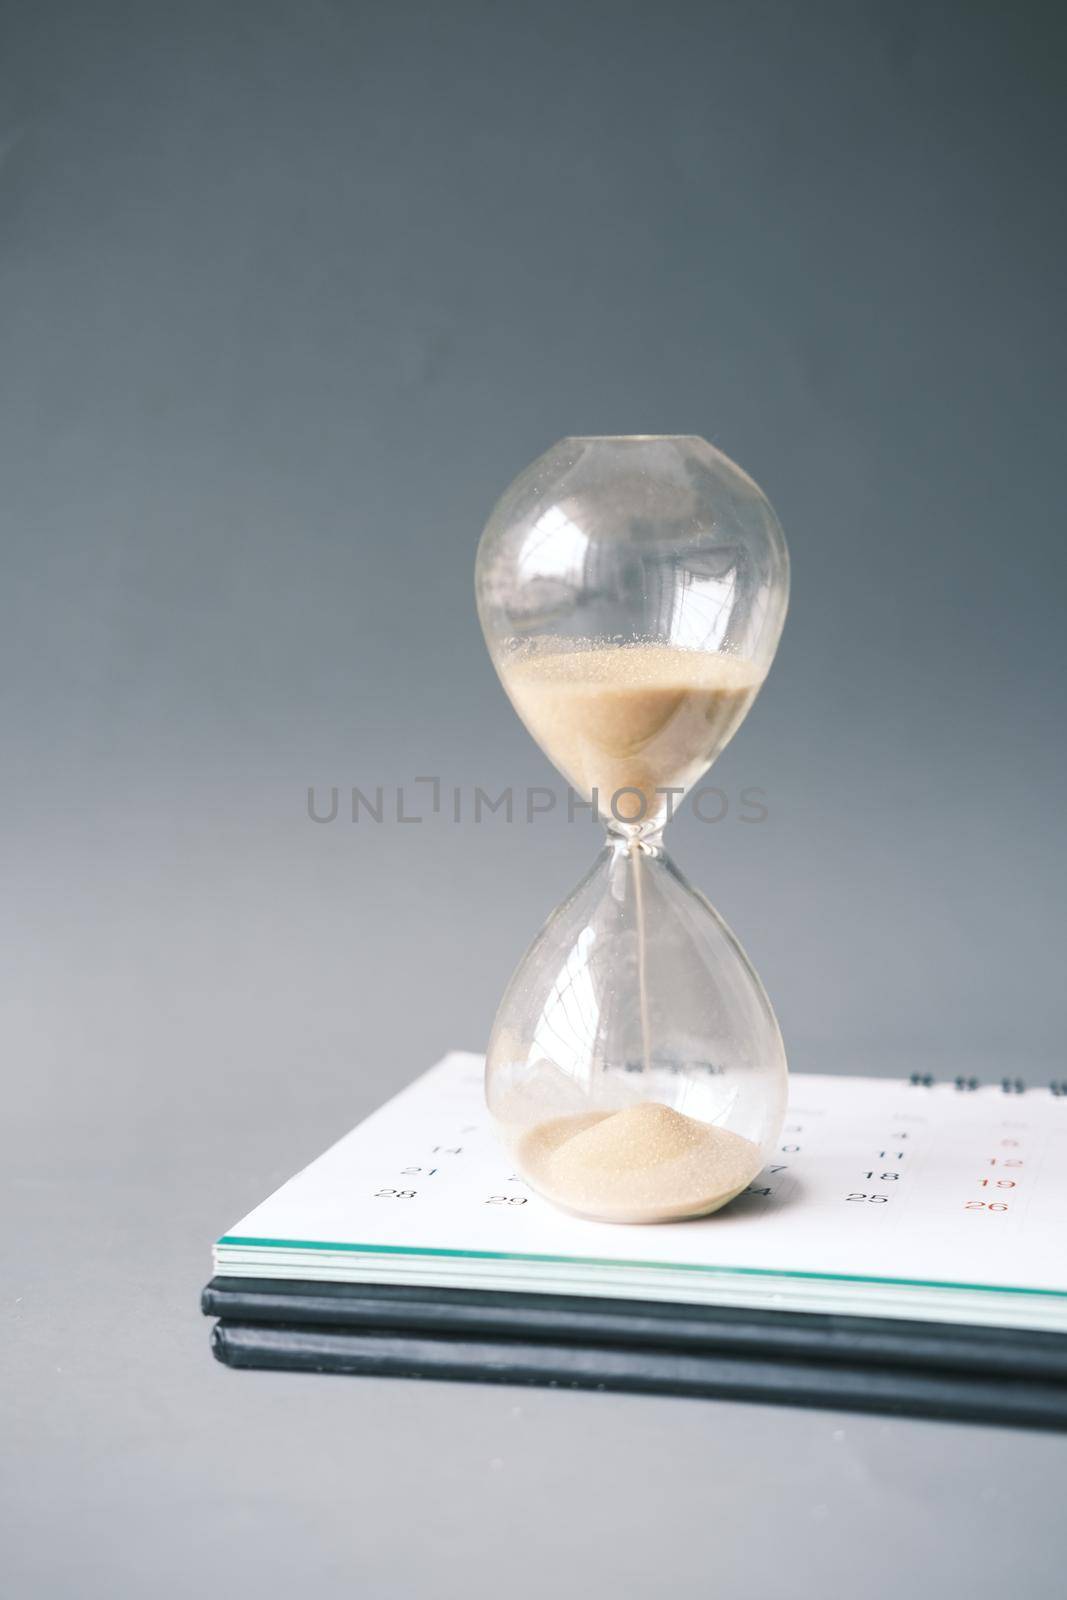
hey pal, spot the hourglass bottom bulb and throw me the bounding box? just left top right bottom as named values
left=484, top=836, right=786, bottom=1224
left=512, top=1102, right=763, bottom=1225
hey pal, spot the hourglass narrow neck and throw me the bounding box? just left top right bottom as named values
left=605, top=821, right=666, bottom=856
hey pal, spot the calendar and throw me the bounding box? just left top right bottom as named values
left=216, top=1053, right=1067, bottom=1334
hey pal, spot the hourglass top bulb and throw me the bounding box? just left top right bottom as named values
left=476, top=435, right=789, bottom=832
left=476, top=436, right=790, bottom=1223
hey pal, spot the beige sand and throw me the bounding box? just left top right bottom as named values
left=517, top=1102, right=763, bottom=1223
left=500, top=642, right=763, bottom=824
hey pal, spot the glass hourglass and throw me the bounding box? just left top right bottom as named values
left=475, top=436, right=790, bottom=1224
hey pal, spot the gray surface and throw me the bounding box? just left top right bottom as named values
left=3, top=2, right=1065, bottom=1595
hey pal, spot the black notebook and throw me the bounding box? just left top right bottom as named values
left=204, top=1053, right=1067, bottom=1426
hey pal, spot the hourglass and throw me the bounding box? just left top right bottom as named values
left=475, top=436, right=790, bottom=1224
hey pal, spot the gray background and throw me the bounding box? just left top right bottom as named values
left=4, top=2, right=1065, bottom=1596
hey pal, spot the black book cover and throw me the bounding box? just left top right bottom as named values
left=203, top=1277, right=1067, bottom=1428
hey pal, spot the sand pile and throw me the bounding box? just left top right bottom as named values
left=518, top=1101, right=762, bottom=1224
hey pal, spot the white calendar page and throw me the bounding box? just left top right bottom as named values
left=216, top=1053, right=1067, bottom=1332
